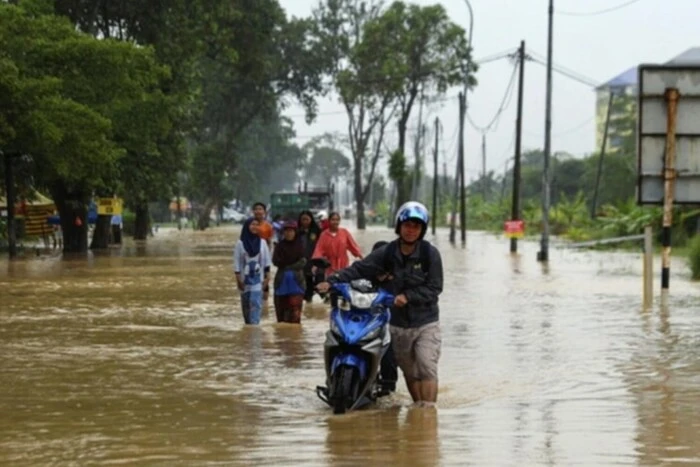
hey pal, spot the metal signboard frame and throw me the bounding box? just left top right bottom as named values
left=637, top=64, right=700, bottom=205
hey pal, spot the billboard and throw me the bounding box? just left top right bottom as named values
left=637, top=65, right=700, bottom=205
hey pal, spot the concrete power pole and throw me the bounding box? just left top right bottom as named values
left=538, top=0, right=554, bottom=263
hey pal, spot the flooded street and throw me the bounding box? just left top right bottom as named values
left=1, top=225, right=700, bottom=466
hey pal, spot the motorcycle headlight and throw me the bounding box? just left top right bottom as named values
left=348, top=290, right=378, bottom=309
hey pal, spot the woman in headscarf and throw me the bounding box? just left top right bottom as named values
left=233, top=218, right=271, bottom=325
left=297, top=210, right=321, bottom=302
left=272, top=220, right=307, bottom=323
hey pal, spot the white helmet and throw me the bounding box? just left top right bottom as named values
left=394, top=201, right=430, bottom=240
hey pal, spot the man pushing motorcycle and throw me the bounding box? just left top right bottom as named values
left=317, top=201, right=444, bottom=407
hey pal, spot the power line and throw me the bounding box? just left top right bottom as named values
left=442, top=120, right=461, bottom=165
left=556, top=0, right=644, bottom=17
left=474, top=48, right=518, bottom=66
left=283, top=50, right=516, bottom=119
left=528, top=56, right=600, bottom=88
left=526, top=49, right=601, bottom=87
left=523, top=115, right=595, bottom=138
left=286, top=92, right=460, bottom=120
left=466, top=61, right=519, bottom=133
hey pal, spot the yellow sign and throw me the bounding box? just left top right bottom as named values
left=97, top=198, right=123, bottom=215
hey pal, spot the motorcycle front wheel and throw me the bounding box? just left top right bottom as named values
left=330, top=365, right=359, bottom=414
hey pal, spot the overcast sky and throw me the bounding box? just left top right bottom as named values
left=278, top=0, right=698, bottom=182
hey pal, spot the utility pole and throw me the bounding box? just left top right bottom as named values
left=511, top=40, right=526, bottom=253
left=459, top=93, right=467, bottom=243
left=412, top=88, right=426, bottom=200
left=449, top=96, right=462, bottom=243
left=481, top=133, right=487, bottom=200
left=538, top=0, right=554, bottom=263
left=591, top=90, right=615, bottom=218
left=443, top=162, right=448, bottom=191
left=451, top=0, right=474, bottom=244
left=432, top=118, right=440, bottom=235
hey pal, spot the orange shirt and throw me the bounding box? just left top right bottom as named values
left=312, top=228, right=363, bottom=276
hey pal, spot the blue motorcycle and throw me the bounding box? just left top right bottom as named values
left=313, top=260, right=394, bottom=414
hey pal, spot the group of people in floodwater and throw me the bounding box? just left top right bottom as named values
left=233, top=202, right=362, bottom=326
left=232, top=200, right=445, bottom=406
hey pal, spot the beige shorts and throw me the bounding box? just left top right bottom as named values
left=390, top=322, right=441, bottom=381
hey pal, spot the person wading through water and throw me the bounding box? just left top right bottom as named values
left=311, top=212, right=363, bottom=280
left=233, top=218, right=271, bottom=325
left=317, top=202, right=443, bottom=407
left=272, top=221, right=307, bottom=324
left=297, top=210, right=321, bottom=303
left=251, top=202, right=274, bottom=303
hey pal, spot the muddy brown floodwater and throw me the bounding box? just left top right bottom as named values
left=1, top=225, right=699, bottom=466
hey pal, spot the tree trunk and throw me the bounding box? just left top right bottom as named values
left=90, top=215, right=111, bottom=249
left=134, top=204, right=149, bottom=240
left=197, top=199, right=216, bottom=230
left=51, top=184, right=89, bottom=254
left=394, top=118, right=410, bottom=210
left=354, top=159, right=366, bottom=230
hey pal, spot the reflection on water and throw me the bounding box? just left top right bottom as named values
left=1, top=226, right=700, bottom=465
left=325, top=406, right=440, bottom=467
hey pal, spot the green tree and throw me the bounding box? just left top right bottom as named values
left=188, top=0, right=326, bottom=229
left=1, top=3, right=127, bottom=252
left=362, top=1, right=473, bottom=209
left=304, top=145, right=351, bottom=188
left=313, top=0, right=400, bottom=229
left=55, top=0, right=326, bottom=231
left=232, top=114, right=307, bottom=206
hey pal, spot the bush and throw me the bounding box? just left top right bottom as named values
left=687, top=234, right=700, bottom=280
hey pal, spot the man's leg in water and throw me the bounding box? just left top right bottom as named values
left=414, top=322, right=442, bottom=404
left=390, top=326, right=420, bottom=401
left=419, top=380, right=438, bottom=403
left=405, top=378, right=421, bottom=403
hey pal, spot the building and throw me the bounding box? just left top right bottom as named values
left=595, top=47, right=700, bottom=152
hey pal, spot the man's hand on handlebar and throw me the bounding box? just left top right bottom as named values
left=316, top=281, right=331, bottom=294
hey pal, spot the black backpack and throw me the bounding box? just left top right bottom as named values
left=381, top=240, right=432, bottom=276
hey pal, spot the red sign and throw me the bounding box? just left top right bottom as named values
left=504, top=220, right=525, bottom=238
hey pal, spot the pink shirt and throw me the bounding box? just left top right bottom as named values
left=312, top=228, right=363, bottom=276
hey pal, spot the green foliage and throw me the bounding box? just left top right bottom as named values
left=0, top=3, right=122, bottom=193
left=374, top=199, right=390, bottom=220
left=221, top=114, right=306, bottom=204
left=362, top=1, right=473, bottom=209
left=121, top=208, right=136, bottom=236
left=597, top=200, right=652, bottom=236
left=687, top=234, right=700, bottom=280
left=303, top=145, right=351, bottom=186
left=550, top=191, right=590, bottom=235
